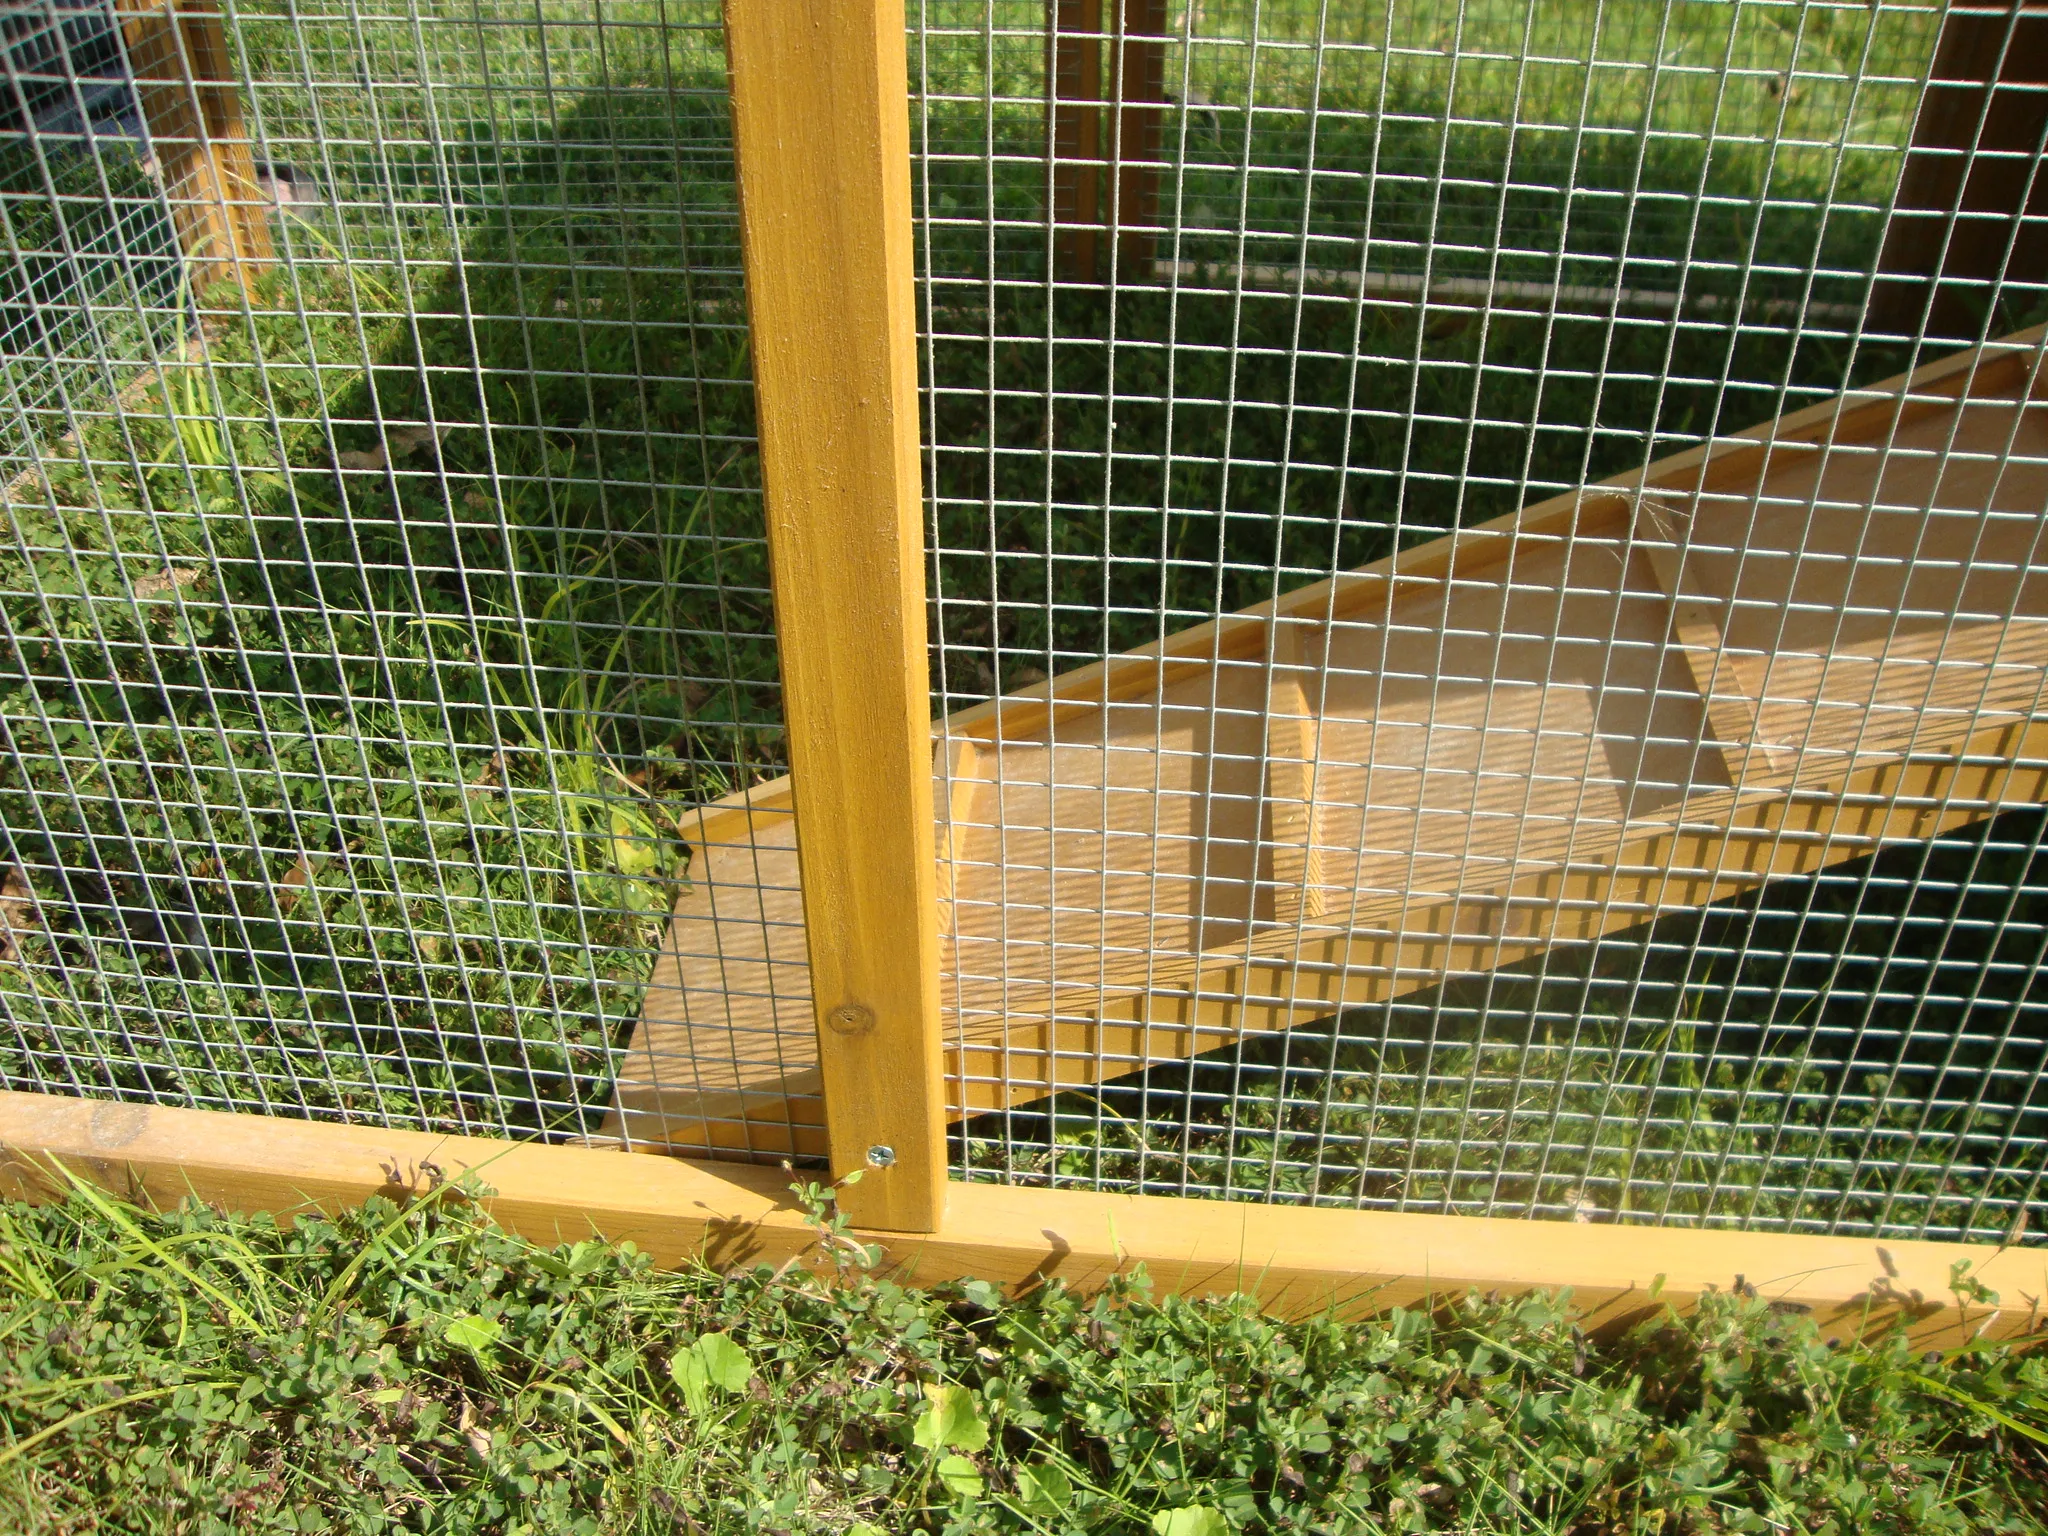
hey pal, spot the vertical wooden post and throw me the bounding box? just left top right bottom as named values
left=1050, top=0, right=1104, bottom=281
left=119, top=0, right=273, bottom=299
left=1107, top=0, right=1167, bottom=273
left=1873, top=1, right=2046, bottom=342
left=723, top=0, right=948, bottom=1232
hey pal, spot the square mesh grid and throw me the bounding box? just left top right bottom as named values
left=0, top=0, right=2043, bottom=1249
left=915, top=0, right=2048, bottom=1242
left=0, top=0, right=771, bottom=1140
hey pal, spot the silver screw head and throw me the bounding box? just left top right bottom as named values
left=865, top=1144, right=896, bottom=1168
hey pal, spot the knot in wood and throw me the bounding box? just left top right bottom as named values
left=826, top=1002, right=875, bottom=1036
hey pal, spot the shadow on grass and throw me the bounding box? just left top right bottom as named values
left=0, top=68, right=768, bottom=1137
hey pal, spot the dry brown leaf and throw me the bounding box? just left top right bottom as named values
left=133, top=564, right=203, bottom=599
left=387, top=422, right=456, bottom=459
left=277, top=854, right=313, bottom=911
left=466, top=750, right=506, bottom=799
left=458, top=1398, right=491, bottom=1459
left=0, top=863, right=37, bottom=963
left=462, top=488, right=493, bottom=512
left=336, top=445, right=387, bottom=472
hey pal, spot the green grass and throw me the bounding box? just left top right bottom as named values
left=2, top=0, right=2045, bottom=1229
left=1, top=1178, right=2046, bottom=1534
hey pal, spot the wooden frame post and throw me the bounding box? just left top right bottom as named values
left=1106, top=0, right=1167, bottom=273
left=1050, top=0, right=1105, bottom=281
left=1051, top=0, right=1166, bottom=283
left=118, top=0, right=273, bottom=299
left=723, top=0, right=947, bottom=1232
left=1873, top=0, right=2046, bottom=341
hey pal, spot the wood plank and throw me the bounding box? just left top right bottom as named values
left=118, top=1, right=273, bottom=297
left=1872, top=2, right=2048, bottom=341
left=0, top=1090, right=2034, bottom=1346
left=951, top=716, right=2048, bottom=1106
left=1263, top=619, right=1326, bottom=924
left=933, top=735, right=985, bottom=912
left=1049, top=0, right=1105, bottom=282
left=604, top=804, right=827, bottom=1160
left=621, top=327, right=2048, bottom=1149
left=1106, top=0, right=1167, bottom=272
left=1634, top=495, right=1795, bottom=791
left=723, top=0, right=945, bottom=1230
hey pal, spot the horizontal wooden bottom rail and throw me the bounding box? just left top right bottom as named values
left=0, top=1090, right=2040, bottom=1349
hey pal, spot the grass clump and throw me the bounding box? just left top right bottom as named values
left=0, top=1178, right=2045, bottom=1534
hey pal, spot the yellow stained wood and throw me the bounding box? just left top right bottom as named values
left=949, top=715, right=2048, bottom=1107
left=723, top=0, right=944, bottom=1229
left=934, top=736, right=985, bottom=911
left=118, top=2, right=273, bottom=296
left=618, top=327, right=2048, bottom=1150
left=0, top=1090, right=2035, bottom=1346
left=1263, top=620, right=1326, bottom=924
left=1634, top=496, right=1791, bottom=791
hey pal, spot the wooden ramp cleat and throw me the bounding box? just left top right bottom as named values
left=607, top=328, right=2048, bottom=1159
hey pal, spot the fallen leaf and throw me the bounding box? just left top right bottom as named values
left=462, top=488, right=493, bottom=512
left=133, top=564, right=203, bottom=599
left=388, top=422, right=456, bottom=459
left=0, top=864, right=38, bottom=963
left=457, top=1395, right=492, bottom=1458
left=467, top=750, right=505, bottom=799
left=277, top=854, right=312, bottom=911
left=335, top=445, right=386, bottom=472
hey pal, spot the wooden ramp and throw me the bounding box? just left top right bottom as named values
left=607, top=330, right=2048, bottom=1159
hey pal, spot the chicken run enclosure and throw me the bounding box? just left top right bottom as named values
left=0, top=0, right=2046, bottom=1320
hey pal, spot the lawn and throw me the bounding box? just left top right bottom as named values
left=2, top=0, right=2045, bottom=1238
left=1, top=1179, right=2045, bottom=1534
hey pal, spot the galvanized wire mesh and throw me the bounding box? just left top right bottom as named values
left=919, top=0, right=2048, bottom=1243
left=2, top=0, right=2045, bottom=1248
left=0, top=0, right=771, bottom=1139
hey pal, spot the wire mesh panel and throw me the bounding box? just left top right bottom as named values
left=1, top=0, right=184, bottom=466
left=0, top=0, right=782, bottom=1140
left=916, top=0, right=2048, bottom=1242
left=3, top=0, right=2046, bottom=1248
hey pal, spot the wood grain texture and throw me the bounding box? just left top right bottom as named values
left=1263, top=619, right=1326, bottom=925
left=723, top=0, right=945, bottom=1229
left=0, top=1090, right=2037, bottom=1347
left=118, top=1, right=273, bottom=296
left=1049, top=0, right=1105, bottom=281
left=618, top=328, right=2048, bottom=1146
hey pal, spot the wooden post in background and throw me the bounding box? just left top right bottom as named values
left=723, top=0, right=948, bottom=1232
left=1050, top=0, right=1104, bottom=281
left=1107, top=0, right=1166, bottom=273
left=1873, top=1, right=2046, bottom=344
left=118, top=0, right=273, bottom=299
left=1051, top=0, right=1167, bottom=283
